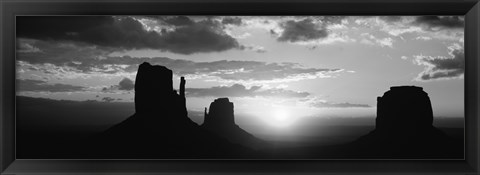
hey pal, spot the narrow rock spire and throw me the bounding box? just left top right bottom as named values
left=204, top=107, right=209, bottom=124
left=180, top=77, right=185, bottom=98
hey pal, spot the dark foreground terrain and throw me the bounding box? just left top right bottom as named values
left=16, top=96, right=463, bottom=159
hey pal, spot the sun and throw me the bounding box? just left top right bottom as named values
left=269, top=109, right=292, bottom=128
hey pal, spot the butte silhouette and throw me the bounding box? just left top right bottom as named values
left=349, top=86, right=463, bottom=158
left=202, top=98, right=267, bottom=150
left=94, top=62, right=256, bottom=158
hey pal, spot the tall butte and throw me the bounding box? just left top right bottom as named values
left=134, top=62, right=188, bottom=123
left=97, top=62, right=252, bottom=158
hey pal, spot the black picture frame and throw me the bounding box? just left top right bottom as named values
left=1, top=0, right=479, bottom=174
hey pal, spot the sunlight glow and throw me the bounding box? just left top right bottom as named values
left=268, top=108, right=294, bottom=128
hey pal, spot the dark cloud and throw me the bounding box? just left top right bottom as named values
left=222, top=17, right=243, bottom=26
left=17, top=16, right=113, bottom=41
left=17, top=39, right=115, bottom=73
left=415, top=46, right=464, bottom=81
left=17, top=40, right=341, bottom=81
left=413, top=16, right=464, bottom=30
left=379, top=16, right=403, bottom=22
left=17, top=40, right=42, bottom=53
left=17, top=79, right=86, bottom=92
left=419, top=69, right=464, bottom=80
left=102, top=77, right=135, bottom=92
left=277, top=18, right=328, bottom=42
left=145, top=16, right=195, bottom=26
left=17, top=16, right=162, bottom=50
left=17, top=16, right=240, bottom=54
left=118, top=78, right=134, bottom=90
left=310, top=101, right=370, bottom=108
left=102, top=97, right=116, bottom=102
left=163, top=16, right=195, bottom=26
left=377, top=16, right=464, bottom=30
left=186, top=84, right=310, bottom=98
left=158, top=20, right=240, bottom=54
left=321, top=16, right=346, bottom=25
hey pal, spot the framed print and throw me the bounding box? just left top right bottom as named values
left=1, top=0, right=479, bottom=174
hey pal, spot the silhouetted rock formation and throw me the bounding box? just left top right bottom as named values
left=134, top=62, right=172, bottom=114
left=376, top=86, right=433, bottom=132
left=202, top=98, right=267, bottom=150
left=203, top=98, right=235, bottom=127
left=95, top=62, right=256, bottom=158
left=131, top=62, right=190, bottom=124
left=350, top=86, right=463, bottom=158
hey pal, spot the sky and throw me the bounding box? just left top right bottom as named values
left=15, top=16, right=465, bottom=129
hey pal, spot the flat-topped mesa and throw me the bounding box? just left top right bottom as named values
left=351, top=85, right=461, bottom=158
left=134, top=62, right=173, bottom=113
left=203, top=98, right=235, bottom=127
left=134, top=62, right=187, bottom=116
left=375, top=86, right=433, bottom=132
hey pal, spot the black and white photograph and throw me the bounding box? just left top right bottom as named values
left=15, top=16, right=464, bottom=159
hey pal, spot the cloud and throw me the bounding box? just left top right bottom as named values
left=355, top=16, right=463, bottom=41
left=412, top=16, right=464, bottom=30
left=293, top=32, right=356, bottom=48
left=16, top=39, right=116, bottom=74
left=17, top=16, right=240, bottom=54
left=238, top=44, right=267, bottom=53
left=360, top=33, right=394, bottom=48
left=157, top=19, right=240, bottom=54
left=185, top=84, right=310, bottom=98
left=300, top=96, right=371, bottom=108
left=321, top=16, right=348, bottom=25
left=143, top=16, right=195, bottom=27
left=415, top=36, right=433, bottom=41
left=270, top=17, right=353, bottom=46
left=174, top=60, right=341, bottom=82
left=380, top=16, right=463, bottom=42
left=277, top=18, right=328, bottom=42
left=17, top=16, right=160, bottom=49
left=310, top=101, right=371, bottom=108
left=383, top=26, right=423, bottom=37
left=101, top=97, right=116, bottom=102
left=17, top=39, right=42, bottom=53
left=222, top=17, right=243, bottom=26
left=102, top=77, right=134, bottom=92
left=375, top=16, right=465, bottom=31
left=379, top=16, right=403, bottom=22
left=186, top=83, right=369, bottom=108
left=162, top=16, right=195, bottom=26
left=376, top=37, right=393, bottom=48
left=17, top=79, right=86, bottom=92
left=414, top=44, right=464, bottom=81
left=118, top=78, right=134, bottom=90
left=16, top=40, right=342, bottom=82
